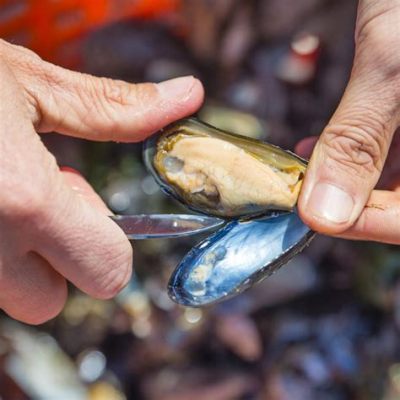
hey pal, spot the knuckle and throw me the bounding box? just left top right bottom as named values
left=0, top=39, right=45, bottom=88
left=77, top=77, right=130, bottom=135
left=0, top=159, right=59, bottom=225
left=83, top=76, right=158, bottom=132
left=99, top=77, right=134, bottom=106
left=0, top=182, right=50, bottom=223
left=0, top=41, right=56, bottom=128
left=73, top=75, right=160, bottom=138
left=0, top=38, right=42, bottom=63
left=322, top=121, right=386, bottom=176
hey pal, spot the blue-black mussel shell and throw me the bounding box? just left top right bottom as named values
left=168, top=212, right=315, bottom=307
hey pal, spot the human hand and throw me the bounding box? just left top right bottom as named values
left=0, top=39, right=204, bottom=324
left=296, top=0, right=400, bottom=244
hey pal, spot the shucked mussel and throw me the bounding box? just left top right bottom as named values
left=144, top=118, right=314, bottom=307
left=144, top=118, right=307, bottom=218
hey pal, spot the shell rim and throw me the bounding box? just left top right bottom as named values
left=167, top=213, right=315, bottom=307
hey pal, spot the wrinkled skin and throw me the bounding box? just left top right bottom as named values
left=297, top=0, right=400, bottom=244
left=2, top=0, right=400, bottom=324
left=0, top=39, right=204, bottom=324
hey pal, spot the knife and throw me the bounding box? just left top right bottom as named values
left=110, top=214, right=225, bottom=239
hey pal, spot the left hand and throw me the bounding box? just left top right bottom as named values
left=296, top=132, right=400, bottom=244
left=296, top=0, right=400, bottom=244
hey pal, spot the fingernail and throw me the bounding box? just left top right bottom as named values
left=157, top=76, right=195, bottom=101
left=307, top=182, right=354, bottom=224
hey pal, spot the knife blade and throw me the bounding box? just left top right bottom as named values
left=110, top=214, right=225, bottom=239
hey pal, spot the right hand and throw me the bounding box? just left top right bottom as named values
left=0, top=39, right=204, bottom=324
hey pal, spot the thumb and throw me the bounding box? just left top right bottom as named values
left=1, top=39, right=204, bottom=142
left=298, top=8, right=400, bottom=233
left=299, top=80, right=397, bottom=234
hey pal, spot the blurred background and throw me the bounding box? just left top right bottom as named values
left=1, top=0, right=400, bottom=399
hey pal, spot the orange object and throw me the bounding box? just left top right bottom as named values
left=0, top=0, right=180, bottom=66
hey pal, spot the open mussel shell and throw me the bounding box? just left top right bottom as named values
left=143, top=118, right=307, bottom=218
left=168, top=212, right=315, bottom=307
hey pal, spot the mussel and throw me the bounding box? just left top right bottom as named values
left=144, top=118, right=314, bottom=307
left=144, top=118, right=307, bottom=218
left=168, top=212, right=314, bottom=306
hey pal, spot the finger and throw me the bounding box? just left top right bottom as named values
left=299, top=98, right=396, bottom=235
left=376, top=130, right=400, bottom=189
left=298, top=3, right=400, bottom=235
left=37, top=74, right=204, bottom=141
left=6, top=140, right=132, bottom=300
left=60, top=167, right=111, bottom=215
left=1, top=50, right=132, bottom=305
left=294, top=136, right=318, bottom=159
left=337, top=190, right=400, bottom=244
left=32, top=180, right=133, bottom=299
left=2, top=43, right=204, bottom=141
left=0, top=251, right=67, bottom=325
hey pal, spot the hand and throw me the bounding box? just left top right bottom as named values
left=0, top=39, right=204, bottom=324
left=296, top=0, right=400, bottom=244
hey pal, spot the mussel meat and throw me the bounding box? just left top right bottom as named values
left=143, top=118, right=314, bottom=307
left=144, top=118, right=307, bottom=218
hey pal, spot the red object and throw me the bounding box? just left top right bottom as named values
left=59, top=166, right=82, bottom=175
left=276, top=33, right=321, bottom=85
left=0, top=0, right=180, bottom=65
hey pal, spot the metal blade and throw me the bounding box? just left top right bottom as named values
left=110, top=214, right=225, bottom=239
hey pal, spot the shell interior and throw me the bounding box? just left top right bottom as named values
left=168, top=212, right=315, bottom=307
left=143, top=118, right=313, bottom=307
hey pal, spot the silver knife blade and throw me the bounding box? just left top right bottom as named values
left=110, top=214, right=225, bottom=239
